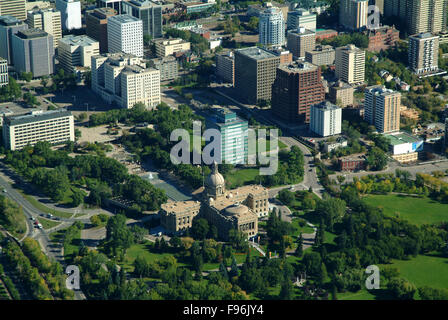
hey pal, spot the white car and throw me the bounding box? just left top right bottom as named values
left=37, top=224, right=43, bottom=229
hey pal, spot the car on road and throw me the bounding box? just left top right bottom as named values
left=47, top=213, right=53, bottom=218
left=37, top=224, right=43, bottom=229
left=2, top=188, right=6, bottom=192
left=30, top=217, right=35, bottom=221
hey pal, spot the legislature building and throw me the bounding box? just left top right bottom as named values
left=160, top=163, right=269, bottom=240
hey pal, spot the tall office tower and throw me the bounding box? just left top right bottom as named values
left=271, top=61, right=325, bottom=124
left=27, top=8, right=62, bottom=48
left=259, top=7, right=285, bottom=46
left=310, top=101, right=342, bottom=137
left=287, top=8, right=316, bottom=31
left=216, top=51, right=235, bottom=85
left=384, top=0, right=407, bottom=19
left=58, top=35, right=99, bottom=74
left=91, top=53, right=160, bottom=109
left=11, top=29, right=54, bottom=77
left=339, top=0, right=368, bottom=31
left=369, top=0, right=384, bottom=14
left=407, top=0, right=448, bottom=35
left=86, top=8, right=116, bottom=53
left=55, top=0, right=82, bottom=30
left=97, top=0, right=122, bottom=14
left=0, top=57, right=7, bottom=87
left=335, top=44, right=365, bottom=84
left=0, top=0, right=26, bottom=21
left=364, top=85, right=401, bottom=133
left=286, top=27, right=315, bottom=59
left=234, top=47, right=281, bottom=105
left=207, top=109, right=248, bottom=165
left=3, top=109, right=75, bottom=151
left=408, top=33, right=439, bottom=75
left=108, top=15, right=143, bottom=58
left=0, top=15, right=27, bottom=65
left=122, top=0, right=162, bottom=39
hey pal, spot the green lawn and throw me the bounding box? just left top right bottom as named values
left=290, top=218, right=315, bottom=237
left=38, top=217, right=61, bottom=230
left=363, top=194, right=448, bottom=226
left=17, top=190, right=73, bottom=218
left=50, top=227, right=82, bottom=261
left=225, top=168, right=259, bottom=189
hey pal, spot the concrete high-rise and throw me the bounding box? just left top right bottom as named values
left=0, top=57, right=7, bottom=87
left=287, top=8, right=316, bottom=31
left=216, top=51, right=234, bottom=85
left=234, top=47, right=281, bottom=105
left=409, top=32, right=439, bottom=75
left=271, top=61, right=325, bottom=124
left=0, top=0, right=26, bottom=21
left=58, top=35, right=99, bottom=74
left=56, top=0, right=81, bottom=31
left=259, top=7, right=285, bottom=46
left=335, top=44, right=365, bottom=84
left=97, top=0, right=123, bottom=14
left=91, top=53, right=160, bottom=109
left=11, top=28, right=54, bottom=77
left=108, top=15, right=143, bottom=58
left=0, top=15, right=28, bottom=65
left=339, top=0, right=368, bottom=31
left=122, top=0, right=162, bottom=39
left=86, top=8, right=117, bottom=53
left=286, top=27, right=315, bottom=59
left=27, top=8, right=62, bottom=48
left=364, top=85, right=401, bottom=133
left=310, top=101, right=342, bottom=137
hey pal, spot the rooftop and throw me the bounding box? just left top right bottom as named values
left=0, top=15, right=24, bottom=26
left=59, top=35, right=98, bottom=47
left=411, top=32, right=439, bottom=40
left=312, top=101, right=340, bottom=111
left=161, top=200, right=201, bottom=214
left=4, top=109, right=72, bottom=126
left=384, top=132, right=423, bottom=145
left=16, top=28, right=49, bottom=39
left=127, top=0, right=161, bottom=7
left=278, top=61, right=318, bottom=73
left=235, top=47, right=278, bottom=60
left=109, top=14, right=141, bottom=24
left=289, top=28, right=315, bottom=36
left=365, top=85, right=400, bottom=96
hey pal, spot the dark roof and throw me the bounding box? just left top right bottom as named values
left=4, top=109, right=72, bottom=126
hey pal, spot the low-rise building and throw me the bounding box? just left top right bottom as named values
left=364, top=25, right=399, bottom=52
left=154, top=38, right=190, bottom=57
left=315, top=29, right=337, bottom=41
left=305, top=45, right=335, bottom=65
left=147, top=55, right=178, bottom=81
left=339, top=153, right=366, bottom=172
left=329, top=81, right=354, bottom=107
left=2, top=109, right=74, bottom=150
left=160, top=200, right=201, bottom=234
left=323, top=136, right=348, bottom=153
left=384, top=131, right=423, bottom=163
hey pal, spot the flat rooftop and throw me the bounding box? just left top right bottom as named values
left=278, top=61, right=318, bottom=73
left=60, top=35, right=98, bottom=47
left=313, top=101, right=340, bottom=111
left=16, top=28, right=49, bottom=39
left=289, top=28, right=315, bottom=36
left=411, top=32, right=439, bottom=40
left=384, top=132, right=423, bottom=145
left=161, top=200, right=200, bottom=214
left=235, top=47, right=278, bottom=60
left=127, top=0, right=161, bottom=7
left=366, top=85, right=400, bottom=96
left=4, top=109, right=72, bottom=126
left=109, top=14, right=141, bottom=24
left=0, top=15, right=25, bottom=26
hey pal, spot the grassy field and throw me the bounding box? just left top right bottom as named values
left=18, top=190, right=73, bottom=218
left=339, top=254, right=448, bottom=300
left=290, top=218, right=315, bottom=237
left=38, top=218, right=61, bottom=230
left=225, top=168, right=259, bottom=189
left=50, top=227, right=82, bottom=261
left=363, top=194, right=448, bottom=226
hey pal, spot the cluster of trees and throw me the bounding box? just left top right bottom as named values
left=265, top=209, right=294, bottom=256
left=0, top=78, right=21, bottom=103
left=320, top=33, right=369, bottom=49
left=4, top=141, right=167, bottom=211
left=165, top=28, right=210, bottom=54
left=0, top=195, right=26, bottom=237
left=0, top=263, right=20, bottom=300
left=40, top=69, right=77, bottom=94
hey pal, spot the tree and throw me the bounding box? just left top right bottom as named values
left=278, top=189, right=295, bottom=206
left=387, top=278, right=416, bottom=300
left=105, top=214, right=134, bottom=257
left=295, top=233, right=303, bottom=257
left=367, top=147, right=388, bottom=171
left=247, top=16, right=259, bottom=31
left=20, top=72, right=33, bottom=82
left=191, top=218, right=209, bottom=240
left=169, top=236, right=182, bottom=248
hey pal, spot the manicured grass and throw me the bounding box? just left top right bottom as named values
left=50, top=227, right=82, bottom=261
left=338, top=289, right=376, bottom=300
left=290, top=218, right=315, bottom=237
left=38, top=218, right=61, bottom=230
left=225, top=168, right=259, bottom=189
left=363, top=194, right=448, bottom=226
left=18, top=190, right=73, bottom=218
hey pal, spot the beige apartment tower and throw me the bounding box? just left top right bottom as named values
left=27, top=8, right=62, bottom=48
left=335, top=44, right=365, bottom=84
left=286, top=27, right=315, bottom=59
left=407, top=0, right=448, bottom=35
left=364, top=86, right=401, bottom=133
left=234, top=47, right=281, bottom=104
left=0, top=0, right=26, bottom=21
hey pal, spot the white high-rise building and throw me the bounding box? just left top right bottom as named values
left=310, top=101, right=342, bottom=137
left=55, top=0, right=81, bottom=31
left=91, top=53, right=160, bottom=109
left=108, top=14, right=143, bottom=58
left=287, top=8, right=316, bottom=31
left=259, top=7, right=285, bottom=46
left=58, top=35, right=100, bottom=74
